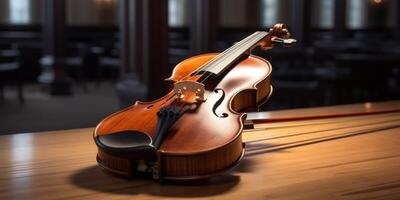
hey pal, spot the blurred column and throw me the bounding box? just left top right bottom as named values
left=189, top=0, right=219, bottom=54
left=334, top=0, right=347, bottom=39
left=367, top=0, right=389, bottom=30
left=119, top=0, right=142, bottom=76
left=246, top=0, right=261, bottom=27
left=0, top=1, right=9, bottom=24
left=394, top=0, right=400, bottom=39
left=97, top=0, right=117, bottom=25
left=142, top=0, right=169, bottom=99
left=39, top=0, right=71, bottom=95
left=289, top=0, right=312, bottom=46
left=118, top=0, right=168, bottom=101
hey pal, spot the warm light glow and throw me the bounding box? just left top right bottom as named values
left=95, top=0, right=115, bottom=6
left=10, top=134, right=33, bottom=192
left=11, top=133, right=33, bottom=163
left=371, top=0, right=383, bottom=4
left=364, top=102, right=372, bottom=109
left=96, top=0, right=113, bottom=3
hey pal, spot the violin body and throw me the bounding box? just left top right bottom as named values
left=94, top=54, right=272, bottom=180
left=94, top=24, right=295, bottom=181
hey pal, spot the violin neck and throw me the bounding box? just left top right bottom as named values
left=195, top=31, right=269, bottom=76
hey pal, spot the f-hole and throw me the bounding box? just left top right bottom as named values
left=212, top=88, right=228, bottom=118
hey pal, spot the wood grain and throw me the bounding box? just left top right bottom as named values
left=1, top=101, right=400, bottom=199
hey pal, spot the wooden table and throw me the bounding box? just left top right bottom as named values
left=1, top=101, right=400, bottom=199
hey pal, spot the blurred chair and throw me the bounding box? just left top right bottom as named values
left=95, top=43, right=120, bottom=85
left=115, top=73, right=147, bottom=108
left=65, top=57, right=87, bottom=92
left=257, top=47, right=322, bottom=109
left=96, top=56, right=120, bottom=85
left=333, top=53, right=398, bottom=102
left=66, top=43, right=91, bottom=92
left=0, top=49, right=24, bottom=103
left=40, top=46, right=88, bottom=93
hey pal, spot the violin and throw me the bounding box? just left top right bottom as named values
left=93, top=23, right=296, bottom=181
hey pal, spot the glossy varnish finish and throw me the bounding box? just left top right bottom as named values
left=94, top=54, right=272, bottom=179
left=1, top=101, right=400, bottom=199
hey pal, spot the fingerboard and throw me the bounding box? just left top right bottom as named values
left=193, top=31, right=269, bottom=76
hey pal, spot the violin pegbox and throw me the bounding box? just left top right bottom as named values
left=260, top=23, right=296, bottom=50
left=269, top=23, right=291, bottom=39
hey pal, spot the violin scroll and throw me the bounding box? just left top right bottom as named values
left=269, top=23, right=291, bottom=39
left=260, top=23, right=297, bottom=50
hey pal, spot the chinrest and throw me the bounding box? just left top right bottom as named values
left=95, top=130, right=156, bottom=160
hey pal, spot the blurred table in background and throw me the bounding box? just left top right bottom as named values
left=1, top=101, right=400, bottom=199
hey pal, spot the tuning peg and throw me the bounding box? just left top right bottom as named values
left=269, top=23, right=290, bottom=39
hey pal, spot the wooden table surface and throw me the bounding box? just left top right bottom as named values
left=1, top=101, right=400, bottom=199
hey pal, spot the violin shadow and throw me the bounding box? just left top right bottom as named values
left=69, top=165, right=240, bottom=198
left=233, top=156, right=258, bottom=173
left=233, top=142, right=292, bottom=173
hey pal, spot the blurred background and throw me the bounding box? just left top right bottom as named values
left=0, top=0, right=399, bottom=134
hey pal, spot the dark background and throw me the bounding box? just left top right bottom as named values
left=0, top=0, right=399, bottom=134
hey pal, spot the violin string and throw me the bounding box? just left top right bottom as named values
left=197, top=32, right=268, bottom=86
left=167, top=34, right=268, bottom=114
left=198, top=32, right=266, bottom=80
left=244, top=123, right=400, bottom=156
left=180, top=31, right=260, bottom=81
left=244, top=116, right=400, bottom=144
left=171, top=32, right=269, bottom=112
left=114, top=30, right=271, bottom=140
left=166, top=31, right=264, bottom=111
left=200, top=32, right=261, bottom=74
left=167, top=31, right=269, bottom=116
left=244, top=111, right=400, bottom=132
left=173, top=44, right=237, bottom=86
